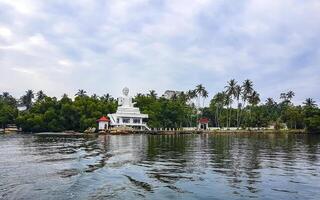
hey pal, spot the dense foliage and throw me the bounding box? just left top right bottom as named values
left=0, top=92, right=18, bottom=128
left=0, top=79, right=319, bottom=133
left=14, top=91, right=117, bottom=132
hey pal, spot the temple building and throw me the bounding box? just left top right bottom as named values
left=108, top=87, right=150, bottom=130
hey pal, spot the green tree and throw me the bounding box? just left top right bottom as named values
left=20, top=90, right=34, bottom=110
left=225, top=79, right=237, bottom=127
left=75, top=89, right=87, bottom=97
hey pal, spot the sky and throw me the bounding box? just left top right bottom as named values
left=0, top=0, right=319, bottom=104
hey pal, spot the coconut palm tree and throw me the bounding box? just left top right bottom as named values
left=148, top=90, right=157, bottom=98
left=249, top=91, right=260, bottom=106
left=187, top=89, right=197, bottom=103
left=303, top=98, right=317, bottom=108
left=224, top=92, right=233, bottom=128
left=240, top=79, right=253, bottom=126
left=242, top=79, right=253, bottom=99
left=225, top=79, right=237, bottom=97
left=202, top=90, right=209, bottom=109
left=211, top=91, right=226, bottom=127
left=102, top=93, right=111, bottom=101
left=135, top=93, right=144, bottom=98
left=195, top=84, right=205, bottom=108
left=234, top=85, right=242, bottom=128
left=75, top=89, right=87, bottom=97
left=2, top=92, right=9, bottom=98
left=194, top=84, right=208, bottom=127
left=225, top=79, right=237, bottom=127
left=1, top=92, right=17, bottom=106
left=178, top=91, right=188, bottom=102
left=91, top=94, right=98, bottom=100
left=214, top=91, right=226, bottom=127
left=36, top=90, right=46, bottom=102
left=280, top=93, right=287, bottom=101
left=247, top=90, right=260, bottom=127
left=266, top=98, right=275, bottom=107
left=21, top=90, right=34, bottom=110
left=187, top=90, right=198, bottom=126
left=286, top=91, right=295, bottom=101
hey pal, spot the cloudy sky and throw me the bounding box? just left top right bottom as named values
left=0, top=0, right=319, bottom=104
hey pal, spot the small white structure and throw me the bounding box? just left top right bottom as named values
left=198, top=118, right=209, bottom=130
left=108, top=87, right=150, bottom=130
left=97, top=116, right=109, bottom=130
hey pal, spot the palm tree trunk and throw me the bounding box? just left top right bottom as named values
left=228, top=104, right=231, bottom=128
left=239, top=100, right=246, bottom=127
left=227, top=105, right=230, bottom=128
left=219, top=106, right=223, bottom=128
left=249, top=106, right=252, bottom=128
left=230, top=106, right=232, bottom=127
left=236, top=100, right=240, bottom=128
left=216, top=107, right=220, bottom=127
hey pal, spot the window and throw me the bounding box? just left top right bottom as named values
left=122, top=118, right=130, bottom=123
left=133, top=118, right=141, bottom=124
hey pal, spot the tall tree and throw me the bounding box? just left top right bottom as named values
left=202, top=90, right=209, bottom=110
left=211, top=91, right=226, bottom=127
left=224, top=92, right=233, bottom=128
left=1, top=92, right=17, bottom=106
left=36, top=90, right=46, bottom=102
left=287, top=91, right=295, bottom=101
left=240, top=79, right=253, bottom=126
left=195, top=84, right=205, bottom=109
left=75, top=89, right=87, bottom=97
left=303, top=98, right=317, bottom=108
left=148, top=90, right=157, bottom=99
left=248, top=90, right=260, bottom=127
left=225, top=79, right=237, bottom=127
left=234, top=85, right=242, bottom=128
left=266, top=98, right=275, bottom=107
left=195, top=84, right=207, bottom=119
left=20, top=90, right=34, bottom=110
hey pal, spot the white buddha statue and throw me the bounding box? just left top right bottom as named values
left=118, top=87, right=135, bottom=108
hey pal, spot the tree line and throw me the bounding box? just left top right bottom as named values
left=0, top=79, right=319, bottom=133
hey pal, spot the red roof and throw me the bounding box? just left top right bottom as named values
left=97, top=116, right=110, bottom=122
left=198, top=117, right=209, bottom=123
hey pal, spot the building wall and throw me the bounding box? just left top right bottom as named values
left=98, top=121, right=108, bottom=130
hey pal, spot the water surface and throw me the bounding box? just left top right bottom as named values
left=0, top=133, right=320, bottom=199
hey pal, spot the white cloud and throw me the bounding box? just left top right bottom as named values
left=0, top=26, right=12, bottom=38
left=0, top=0, right=38, bottom=14
left=0, top=0, right=319, bottom=103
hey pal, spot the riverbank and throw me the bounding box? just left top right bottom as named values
left=1, top=129, right=309, bottom=137
left=130, top=129, right=307, bottom=135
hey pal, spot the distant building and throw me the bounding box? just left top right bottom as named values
left=108, top=87, right=150, bottom=130
left=162, top=90, right=182, bottom=99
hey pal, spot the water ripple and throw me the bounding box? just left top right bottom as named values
left=0, top=134, right=319, bottom=200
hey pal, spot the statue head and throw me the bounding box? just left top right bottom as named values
left=122, top=87, right=129, bottom=96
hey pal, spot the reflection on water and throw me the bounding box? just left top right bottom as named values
left=0, top=133, right=320, bottom=199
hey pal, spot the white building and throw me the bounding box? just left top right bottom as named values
left=162, top=90, right=182, bottom=99
left=108, top=87, right=150, bottom=130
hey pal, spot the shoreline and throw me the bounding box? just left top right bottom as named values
left=2, top=129, right=312, bottom=137
left=130, top=129, right=307, bottom=135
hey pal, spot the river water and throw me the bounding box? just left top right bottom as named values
left=0, top=133, right=319, bottom=200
